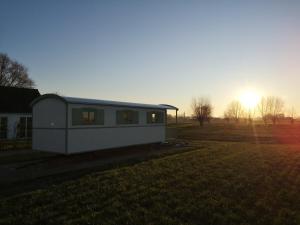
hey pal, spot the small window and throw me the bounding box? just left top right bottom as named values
left=147, top=111, right=164, bottom=124
left=72, top=108, right=104, bottom=126
left=117, top=110, right=139, bottom=124
left=82, top=112, right=89, bottom=122
left=16, top=117, right=32, bottom=139
left=0, top=117, right=8, bottom=139
left=27, top=117, right=32, bottom=138
left=151, top=113, right=156, bottom=123
left=82, top=111, right=95, bottom=123
left=18, top=117, right=27, bottom=138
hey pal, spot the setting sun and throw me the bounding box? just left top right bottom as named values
left=239, top=90, right=260, bottom=109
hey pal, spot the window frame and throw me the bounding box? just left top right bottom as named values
left=72, top=107, right=104, bottom=126
left=0, top=117, right=8, bottom=139
left=16, top=116, right=33, bottom=139
left=116, top=109, right=139, bottom=125
left=147, top=111, right=164, bottom=124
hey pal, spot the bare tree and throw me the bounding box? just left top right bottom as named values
left=0, top=53, right=35, bottom=88
left=191, top=97, right=212, bottom=126
left=205, top=104, right=213, bottom=123
left=268, top=96, right=284, bottom=124
left=287, top=107, right=296, bottom=124
left=257, top=96, right=284, bottom=124
left=244, top=108, right=256, bottom=124
left=224, top=101, right=244, bottom=123
left=257, top=97, right=269, bottom=124
left=223, top=111, right=230, bottom=123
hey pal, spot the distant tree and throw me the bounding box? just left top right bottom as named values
left=224, top=101, right=244, bottom=123
left=268, top=96, right=284, bottom=124
left=0, top=53, right=35, bottom=88
left=191, top=97, right=212, bottom=127
left=223, top=111, right=230, bottom=123
left=244, top=108, right=256, bottom=124
left=287, top=107, right=296, bottom=124
left=167, top=114, right=175, bottom=123
left=205, top=105, right=213, bottom=123
left=257, top=96, right=284, bottom=124
left=257, top=97, right=269, bottom=124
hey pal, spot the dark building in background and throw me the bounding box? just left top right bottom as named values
left=0, top=86, right=40, bottom=139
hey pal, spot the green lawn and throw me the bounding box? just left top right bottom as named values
left=171, top=122, right=300, bottom=144
left=1, top=133, right=300, bottom=224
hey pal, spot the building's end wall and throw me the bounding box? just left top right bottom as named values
left=32, top=98, right=67, bottom=153
left=33, top=98, right=66, bottom=129
left=32, top=129, right=66, bottom=153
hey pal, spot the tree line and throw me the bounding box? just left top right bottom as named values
left=191, top=96, right=296, bottom=126
left=224, top=96, right=296, bottom=124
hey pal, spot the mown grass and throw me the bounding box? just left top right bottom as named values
left=172, top=122, right=300, bottom=144
left=1, top=140, right=300, bottom=225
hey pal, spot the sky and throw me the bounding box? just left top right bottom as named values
left=1, top=0, right=300, bottom=116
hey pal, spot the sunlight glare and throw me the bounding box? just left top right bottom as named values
left=239, top=90, right=260, bottom=109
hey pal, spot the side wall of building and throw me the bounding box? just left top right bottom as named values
left=67, top=104, right=166, bottom=153
left=32, top=98, right=67, bottom=153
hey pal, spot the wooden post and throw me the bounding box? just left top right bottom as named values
left=165, top=110, right=168, bottom=125
left=176, top=109, right=178, bottom=124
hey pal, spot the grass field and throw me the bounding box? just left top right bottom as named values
left=1, top=123, right=300, bottom=225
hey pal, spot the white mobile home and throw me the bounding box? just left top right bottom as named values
left=31, top=94, right=178, bottom=154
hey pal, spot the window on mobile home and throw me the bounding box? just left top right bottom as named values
left=116, top=110, right=139, bottom=124
left=72, top=108, right=104, bottom=125
left=147, top=111, right=164, bottom=124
